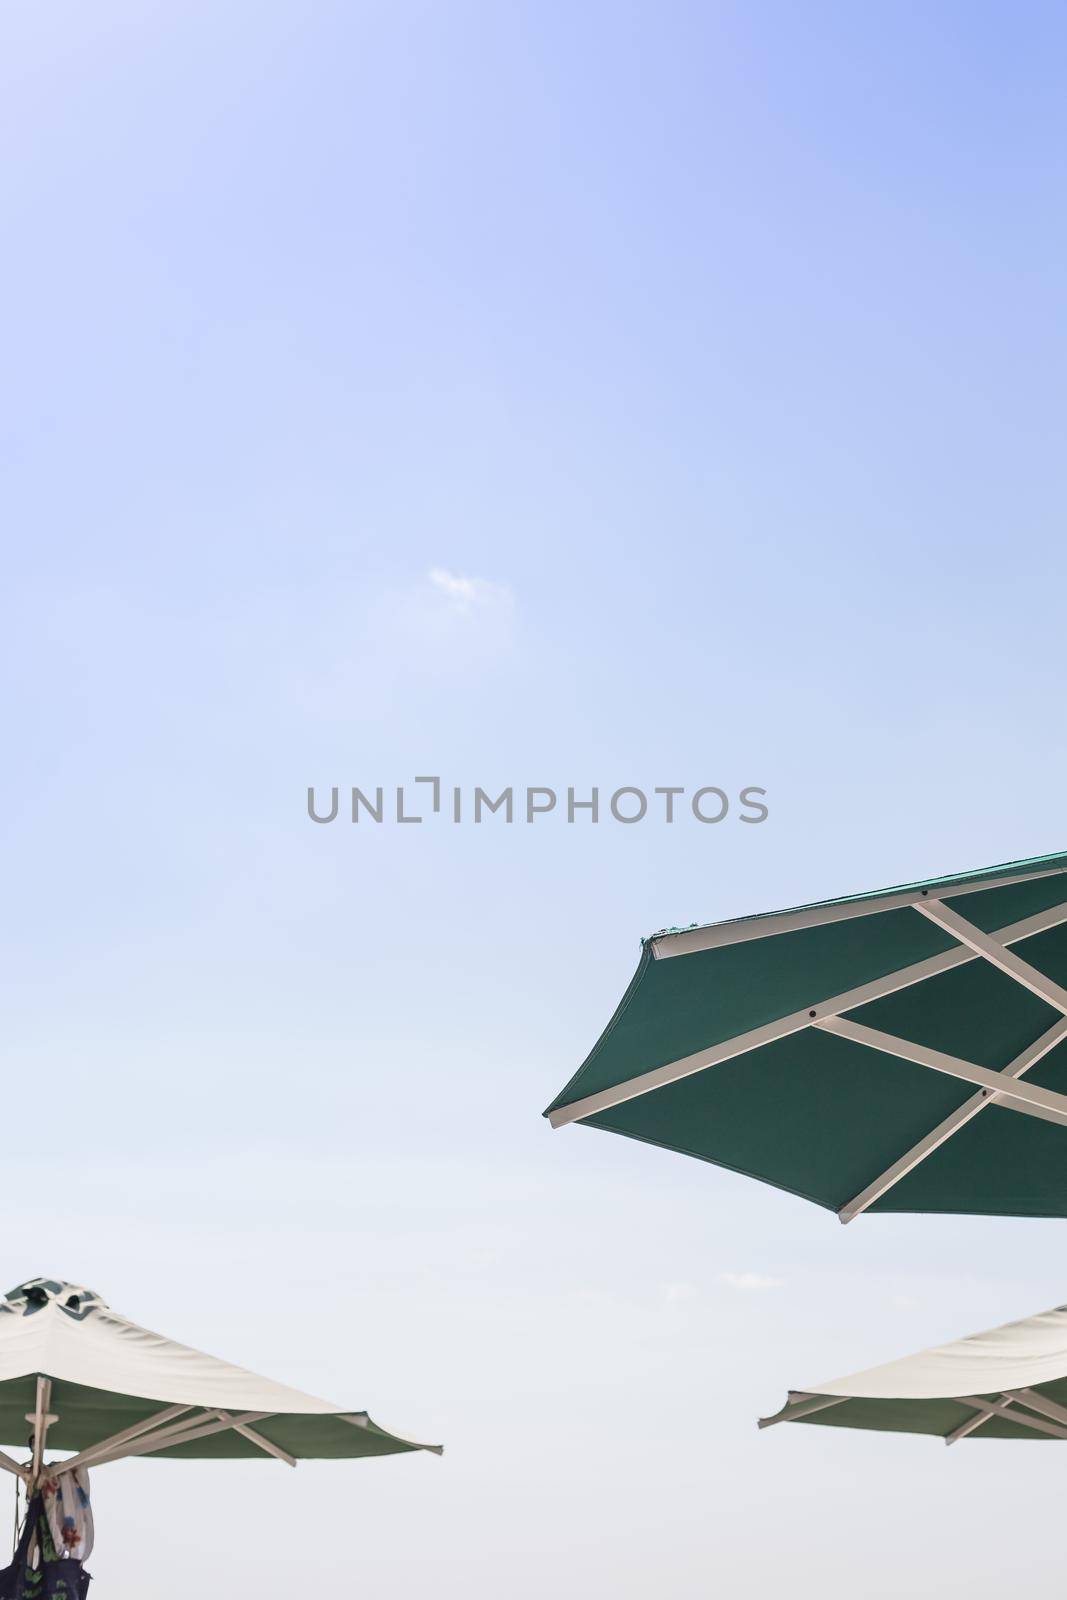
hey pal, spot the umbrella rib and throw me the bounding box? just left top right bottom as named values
left=1003, top=1387, right=1067, bottom=1432
left=71, top=1409, right=274, bottom=1470
left=815, top=1016, right=1067, bottom=1129
left=952, top=1394, right=1067, bottom=1441
left=64, top=1408, right=225, bottom=1470
left=547, top=898, right=1067, bottom=1129
left=224, top=1416, right=297, bottom=1467
left=652, top=862, right=1067, bottom=960
left=758, top=1393, right=848, bottom=1429
left=102, top=1410, right=274, bottom=1465
left=915, top=899, right=1067, bottom=1015
left=945, top=1404, right=999, bottom=1444
left=837, top=1016, right=1067, bottom=1222
left=56, top=1404, right=195, bottom=1477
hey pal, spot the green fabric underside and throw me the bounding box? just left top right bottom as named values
left=548, top=858, right=1067, bottom=1217
left=794, top=1374, right=1067, bottom=1440
left=0, top=1376, right=421, bottom=1460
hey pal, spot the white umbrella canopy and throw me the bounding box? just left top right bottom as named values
left=0, top=1278, right=441, bottom=1484
left=760, top=1297, right=1067, bottom=1444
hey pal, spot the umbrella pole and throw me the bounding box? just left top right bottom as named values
left=24, top=1377, right=55, bottom=1567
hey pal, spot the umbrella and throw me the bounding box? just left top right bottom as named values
left=545, top=850, right=1067, bottom=1221
left=0, top=1277, right=440, bottom=1576
left=759, top=1296, right=1067, bottom=1445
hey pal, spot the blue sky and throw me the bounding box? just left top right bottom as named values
left=4, top=2, right=1067, bottom=1593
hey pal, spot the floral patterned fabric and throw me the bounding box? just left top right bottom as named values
left=40, top=1474, right=92, bottom=1563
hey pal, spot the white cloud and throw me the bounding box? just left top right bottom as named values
left=720, top=1271, right=785, bottom=1292
left=427, top=567, right=514, bottom=616
left=295, top=565, right=517, bottom=719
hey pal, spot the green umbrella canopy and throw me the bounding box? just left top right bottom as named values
left=0, top=1278, right=441, bottom=1484
left=545, top=850, right=1067, bottom=1221
left=760, top=1297, right=1067, bottom=1444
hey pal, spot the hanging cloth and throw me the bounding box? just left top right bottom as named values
left=40, top=1475, right=92, bottom=1563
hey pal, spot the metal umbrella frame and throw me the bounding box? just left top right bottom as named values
left=546, top=851, right=1067, bottom=1219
